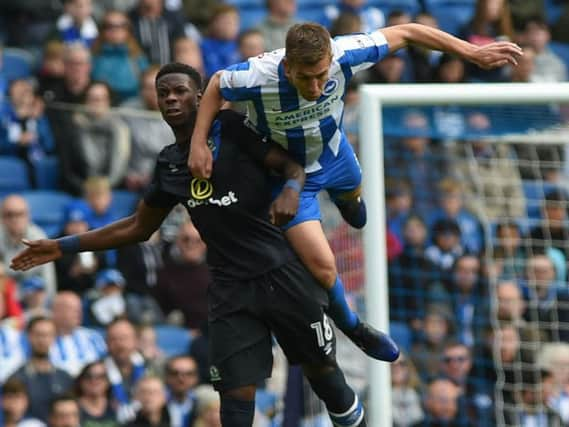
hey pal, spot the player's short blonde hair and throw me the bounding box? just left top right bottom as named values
left=285, top=23, right=332, bottom=66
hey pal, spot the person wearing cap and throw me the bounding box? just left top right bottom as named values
left=530, top=188, right=569, bottom=260
left=425, top=218, right=464, bottom=272
left=84, top=269, right=127, bottom=327
left=21, top=276, right=50, bottom=323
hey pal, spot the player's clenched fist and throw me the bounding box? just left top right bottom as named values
left=189, top=138, right=213, bottom=178
left=11, top=239, right=62, bottom=271
left=269, top=187, right=300, bottom=226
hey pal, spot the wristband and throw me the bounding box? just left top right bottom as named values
left=57, top=235, right=81, bottom=254
left=284, top=179, right=302, bottom=193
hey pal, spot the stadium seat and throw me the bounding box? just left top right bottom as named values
left=154, top=325, right=192, bottom=357
left=0, top=157, right=31, bottom=193
left=368, top=0, right=420, bottom=17
left=522, top=180, right=560, bottom=219
left=111, top=190, right=140, bottom=218
left=34, top=156, right=60, bottom=190
left=426, top=3, right=475, bottom=35
left=545, top=0, right=564, bottom=25
left=298, top=7, right=327, bottom=24
left=549, top=41, right=569, bottom=72
left=389, top=321, right=412, bottom=354
left=21, top=190, right=75, bottom=238
left=239, top=9, right=268, bottom=31
left=2, top=48, right=33, bottom=83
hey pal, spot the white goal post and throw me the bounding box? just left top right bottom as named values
left=358, top=82, right=569, bottom=427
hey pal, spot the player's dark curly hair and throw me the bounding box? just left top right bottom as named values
left=155, top=62, right=203, bottom=90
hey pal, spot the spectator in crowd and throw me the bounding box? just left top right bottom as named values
left=493, top=221, right=527, bottom=280
left=104, top=318, right=148, bottom=423
left=449, top=112, right=526, bottom=221
left=155, top=221, right=209, bottom=330
left=191, top=385, right=221, bottom=427
left=200, top=5, right=240, bottom=78
left=10, top=317, right=73, bottom=422
left=91, top=11, right=149, bottom=103
left=256, top=0, right=299, bottom=52
left=413, top=378, right=470, bottom=427
left=460, top=0, right=514, bottom=82
left=321, top=0, right=384, bottom=33
left=386, top=10, right=412, bottom=27
left=385, top=178, right=413, bottom=243
left=74, top=361, right=118, bottom=427
left=411, top=304, right=455, bottom=381
left=0, top=312, right=26, bottom=383
left=530, top=189, right=569, bottom=260
left=496, top=281, right=544, bottom=362
left=433, top=53, right=465, bottom=84
left=436, top=255, right=489, bottom=347
left=0, top=262, right=24, bottom=328
left=522, top=254, right=569, bottom=342
left=425, top=218, right=464, bottom=273
left=508, top=0, right=545, bottom=31
left=365, top=50, right=410, bottom=83
left=165, top=356, right=199, bottom=427
left=0, top=195, right=56, bottom=298
left=385, top=110, right=447, bottom=215
left=537, top=343, right=569, bottom=425
left=84, top=269, right=128, bottom=327
left=63, top=82, right=130, bottom=195
left=137, top=324, right=167, bottom=373
left=329, top=12, right=362, bottom=38
left=392, top=352, right=424, bottom=427
left=439, top=341, right=493, bottom=427
left=66, top=177, right=118, bottom=231
left=428, top=178, right=484, bottom=255
left=0, top=78, right=55, bottom=186
left=125, top=376, right=171, bottom=427
left=41, top=42, right=91, bottom=105
left=1, top=378, right=45, bottom=427
left=522, top=16, right=567, bottom=83
left=237, top=29, right=265, bottom=61
left=54, top=208, right=103, bottom=295
left=129, top=0, right=186, bottom=65
left=47, top=396, right=80, bottom=427
left=49, top=0, right=98, bottom=48
left=36, top=41, right=66, bottom=98
left=122, top=65, right=175, bottom=193
left=20, top=276, right=50, bottom=323
left=50, top=291, right=107, bottom=377
left=389, top=214, right=440, bottom=329
left=172, top=37, right=205, bottom=76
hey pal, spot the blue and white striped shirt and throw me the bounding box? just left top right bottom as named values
left=0, top=325, right=27, bottom=382
left=219, top=31, right=389, bottom=173
left=50, top=327, right=107, bottom=376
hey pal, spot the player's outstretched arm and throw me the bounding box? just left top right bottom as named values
left=189, top=71, right=225, bottom=179
left=381, top=23, right=523, bottom=70
left=10, top=201, right=172, bottom=272
left=265, top=144, right=306, bottom=226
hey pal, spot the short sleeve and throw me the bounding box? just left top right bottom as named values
left=143, top=160, right=179, bottom=209
left=333, top=30, right=390, bottom=74
left=219, top=111, right=274, bottom=165
left=219, top=62, right=259, bottom=101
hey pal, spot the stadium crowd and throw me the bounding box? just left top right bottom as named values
left=1, top=0, right=569, bottom=426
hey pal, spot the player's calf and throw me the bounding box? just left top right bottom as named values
left=303, top=363, right=367, bottom=427
left=220, top=386, right=256, bottom=427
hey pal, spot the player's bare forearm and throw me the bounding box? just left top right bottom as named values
left=382, top=23, right=522, bottom=69
left=192, top=72, right=224, bottom=143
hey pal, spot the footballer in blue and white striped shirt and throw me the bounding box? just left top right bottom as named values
left=188, top=22, right=522, bottom=362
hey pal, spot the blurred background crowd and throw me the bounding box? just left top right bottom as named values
left=1, top=0, right=569, bottom=426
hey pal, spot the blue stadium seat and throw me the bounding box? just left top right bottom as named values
left=2, top=48, right=33, bottom=83
left=427, top=4, right=475, bottom=35
left=546, top=0, right=564, bottom=25
left=21, top=190, right=75, bottom=238
left=298, top=7, right=327, bottom=23
left=239, top=9, right=268, bottom=31
left=522, top=180, right=560, bottom=219
left=549, top=41, right=569, bottom=72
left=368, top=0, right=420, bottom=17
left=390, top=321, right=411, bottom=354
left=111, top=190, right=140, bottom=218
left=34, top=156, right=60, bottom=190
left=0, top=157, right=31, bottom=193
left=226, top=0, right=264, bottom=8
left=155, top=325, right=192, bottom=357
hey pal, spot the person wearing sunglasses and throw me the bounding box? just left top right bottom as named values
left=165, top=356, right=200, bottom=427
left=74, top=361, right=118, bottom=427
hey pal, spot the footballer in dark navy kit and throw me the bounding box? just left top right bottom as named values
left=11, top=63, right=368, bottom=427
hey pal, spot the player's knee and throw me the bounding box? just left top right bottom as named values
left=222, top=385, right=256, bottom=401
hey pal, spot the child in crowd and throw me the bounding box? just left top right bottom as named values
left=200, top=5, right=240, bottom=77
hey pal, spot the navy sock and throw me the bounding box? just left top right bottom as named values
left=220, top=397, right=255, bottom=427
left=327, top=276, right=358, bottom=331
left=305, top=365, right=365, bottom=427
